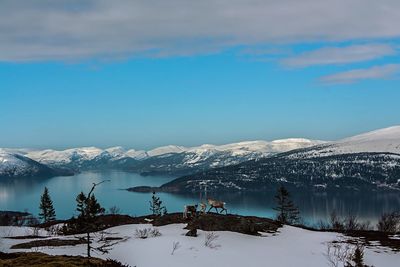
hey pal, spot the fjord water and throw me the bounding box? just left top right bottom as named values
left=1, top=170, right=399, bottom=225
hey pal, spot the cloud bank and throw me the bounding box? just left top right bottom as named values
left=320, top=64, right=400, bottom=84
left=1, top=0, right=400, bottom=61
left=281, top=44, right=397, bottom=67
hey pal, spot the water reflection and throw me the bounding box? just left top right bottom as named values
left=0, top=171, right=399, bottom=225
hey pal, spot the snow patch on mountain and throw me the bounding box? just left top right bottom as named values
left=26, top=147, right=104, bottom=166
left=0, top=153, right=32, bottom=176
left=1, top=138, right=326, bottom=172
left=125, top=149, right=148, bottom=160
left=291, top=126, right=400, bottom=159
left=147, top=145, right=187, bottom=157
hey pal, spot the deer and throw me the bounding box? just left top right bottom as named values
left=207, top=198, right=227, bottom=214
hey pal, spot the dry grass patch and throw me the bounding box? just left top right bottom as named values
left=0, top=252, right=105, bottom=267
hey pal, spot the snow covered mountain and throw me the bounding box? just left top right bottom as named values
left=128, top=138, right=325, bottom=175
left=0, top=152, right=72, bottom=178
left=287, top=126, right=400, bottom=159
left=151, top=126, right=400, bottom=192
left=2, top=126, right=400, bottom=182
left=12, top=138, right=324, bottom=175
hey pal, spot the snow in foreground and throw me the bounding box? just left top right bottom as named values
left=1, top=224, right=399, bottom=267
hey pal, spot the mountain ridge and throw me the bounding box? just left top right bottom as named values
left=1, top=138, right=325, bottom=177
left=133, top=125, right=400, bottom=193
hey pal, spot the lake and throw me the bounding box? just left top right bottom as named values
left=1, top=170, right=399, bottom=226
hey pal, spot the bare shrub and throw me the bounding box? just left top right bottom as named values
left=150, top=228, right=162, bottom=237
left=204, top=232, right=220, bottom=249
left=377, top=211, right=400, bottom=233
left=325, top=241, right=354, bottom=267
left=316, top=220, right=331, bottom=230
left=329, top=211, right=372, bottom=232
left=135, top=227, right=162, bottom=239
left=171, top=241, right=181, bottom=255
left=330, top=211, right=344, bottom=231
left=325, top=241, right=372, bottom=267
left=344, top=214, right=360, bottom=231
left=359, top=221, right=372, bottom=231
left=109, top=206, right=121, bottom=215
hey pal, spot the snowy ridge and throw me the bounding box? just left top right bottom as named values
left=147, top=145, right=187, bottom=157
left=158, top=126, right=400, bottom=192
left=0, top=152, right=62, bottom=178
left=25, top=147, right=104, bottom=166
left=8, top=138, right=324, bottom=169
left=187, top=138, right=324, bottom=155
left=290, top=126, right=400, bottom=159
left=0, top=152, right=34, bottom=176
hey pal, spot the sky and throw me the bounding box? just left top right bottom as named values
left=0, top=0, right=399, bottom=150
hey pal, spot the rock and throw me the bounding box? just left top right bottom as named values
left=185, top=228, right=197, bottom=237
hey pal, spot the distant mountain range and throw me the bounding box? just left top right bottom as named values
left=0, top=138, right=324, bottom=178
left=149, top=126, right=400, bottom=193
left=2, top=126, right=400, bottom=192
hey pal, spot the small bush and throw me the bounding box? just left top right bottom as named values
left=171, top=241, right=181, bottom=255
left=377, top=212, right=400, bottom=233
left=344, top=214, right=361, bottom=231
left=325, top=241, right=372, bottom=267
left=101, top=258, right=131, bottom=267
left=108, top=206, right=121, bottom=215
left=134, top=228, right=162, bottom=239
left=204, top=232, right=220, bottom=249
left=330, top=211, right=344, bottom=231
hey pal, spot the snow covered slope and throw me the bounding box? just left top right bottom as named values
left=147, top=145, right=187, bottom=157
left=289, top=126, right=400, bottom=159
left=0, top=152, right=68, bottom=178
left=1, top=224, right=398, bottom=267
left=160, top=126, right=400, bottom=192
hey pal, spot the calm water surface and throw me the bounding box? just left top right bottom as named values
left=1, top=171, right=399, bottom=226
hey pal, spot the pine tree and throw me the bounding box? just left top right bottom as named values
left=350, top=246, right=365, bottom=267
left=75, top=181, right=108, bottom=258
left=149, top=191, right=167, bottom=216
left=87, top=194, right=105, bottom=218
left=39, top=187, right=56, bottom=223
left=273, top=185, right=300, bottom=224
left=75, top=192, right=104, bottom=220
left=76, top=191, right=87, bottom=219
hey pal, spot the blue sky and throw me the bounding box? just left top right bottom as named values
left=0, top=1, right=399, bottom=149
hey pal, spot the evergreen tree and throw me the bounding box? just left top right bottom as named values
left=75, top=181, right=108, bottom=258
left=75, top=192, right=105, bottom=220
left=352, top=247, right=365, bottom=267
left=149, top=191, right=167, bottom=216
left=345, top=246, right=367, bottom=267
left=273, top=185, right=300, bottom=224
left=39, top=187, right=56, bottom=223
left=87, top=194, right=105, bottom=218
left=76, top=191, right=87, bottom=218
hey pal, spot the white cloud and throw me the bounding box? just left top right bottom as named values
left=281, top=44, right=397, bottom=67
left=1, top=0, right=400, bottom=61
left=320, top=64, right=400, bottom=84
